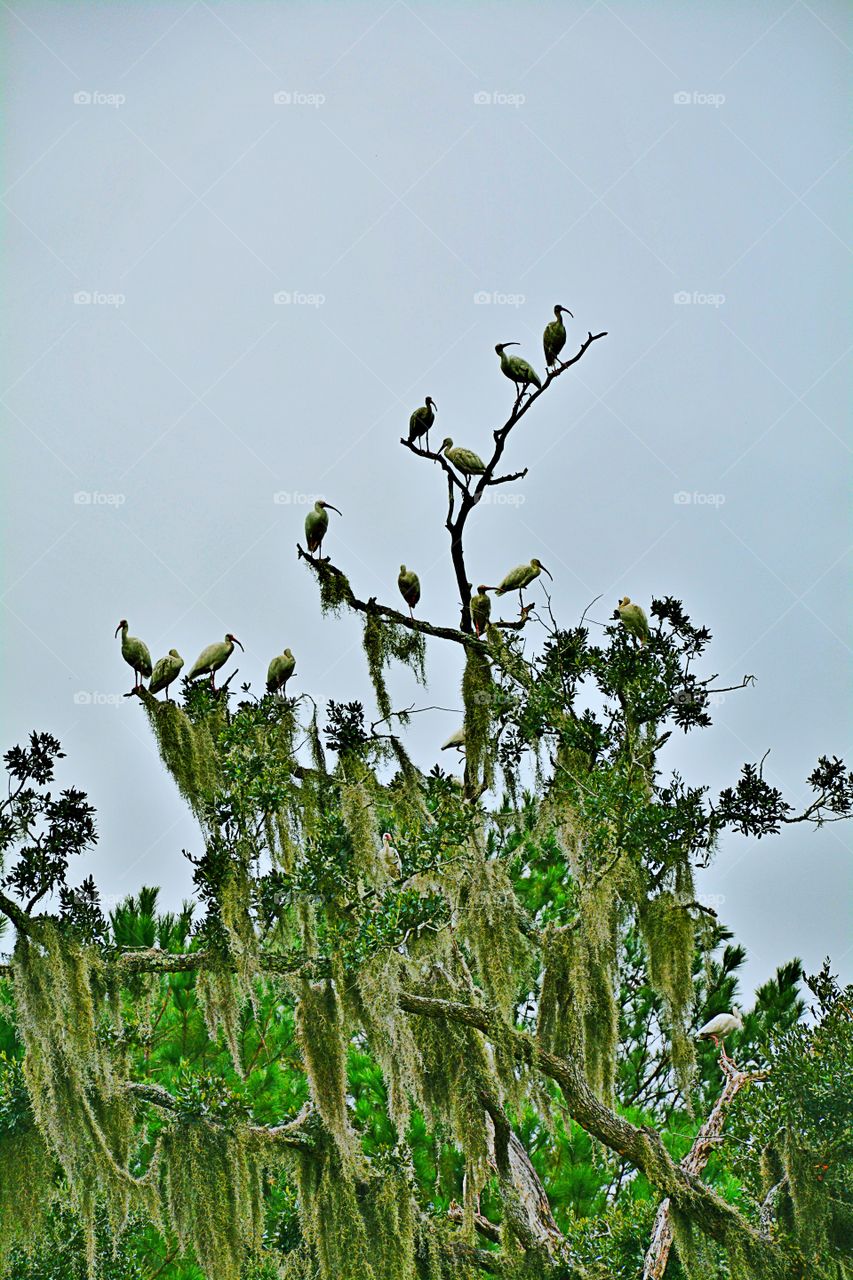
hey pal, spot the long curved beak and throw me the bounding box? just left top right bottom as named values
left=114, top=624, right=122, bottom=638
left=233, top=637, right=244, bottom=651
left=325, top=504, right=342, bottom=516
left=504, top=341, right=519, bottom=348
left=540, top=564, right=553, bottom=580
left=562, top=307, right=574, bottom=318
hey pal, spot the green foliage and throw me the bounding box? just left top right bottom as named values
left=461, top=646, right=495, bottom=793
left=1, top=567, right=849, bottom=1280
left=363, top=613, right=427, bottom=722
left=11, top=921, right=147, bottom=1268
left=141, top=696, right=220, bottom=823
left=729, top=964, right=853, bottom=1276
left=160, top=1119, right=271, bottom=1280
left=0, top=1053, right=56, bottom=1265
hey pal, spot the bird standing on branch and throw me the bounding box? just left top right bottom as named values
left=470, top=585, right=492, bottom=636
left=489, top=559, right=552, bottom=609
left=398, top=565, right=421, bottom=617
left=380, top=832, right=401, bottom=878
left=149, top=649, right=183, bottom=701
left=440, top=438, right=486, bottom=485
left=408, top=397, right=437, bottom=451
left=495, top=342, right=542, bottom=398
left=115, top=620, right=152, bottom=693
left=615, top=597, right=650, bottom=645
left=187, top=634, right=243, bottom=689
left=267, top=648, right=296, bottom=695
left=697, top=1008, right=743, bottom=1061
left=304, top=500, right=342, bottom=560
left=543, top=304, right=573, bottom=369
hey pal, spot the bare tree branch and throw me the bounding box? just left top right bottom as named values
left=643, top=1056, right=767, bottom=1278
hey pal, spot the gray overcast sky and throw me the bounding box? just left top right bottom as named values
left=1, top=1, right=850, bottom=997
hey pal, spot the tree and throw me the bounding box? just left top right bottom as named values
left=1, top=319, right=851, bottom=1280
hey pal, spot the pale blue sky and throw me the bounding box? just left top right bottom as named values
left=1, top=1, right=850, bottom=996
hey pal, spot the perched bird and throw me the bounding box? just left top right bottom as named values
left=489, top=559, right=552, bottom=607
left=187, top=634, right=244, bottom=688
left=440, top=438, right=486, bottom=485
left=495, top=342, right=542, bottom=398
left=148, top=649, right=184, bottom=701
left=615, top=596, right=650, bottom=645
left=543, top=304, right=573, bottom=369
left=697, top=1008, right=743, bottom=1059
left=115, top=620, right=152, bottom=692
left=267, top=647, right=296, bottom=695
left=380, top=832, right=402, bottom=878
left=398, top=565, right=421, bottom=617
left=304, top=500, right=342, bottom=559
left=470, top=585, right=492, bottom=637
left=441, top=726, right=466, bottom=752
left=408, top=397, right=437, bottom=450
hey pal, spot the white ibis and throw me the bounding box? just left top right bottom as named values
left=495, top=342, right=541, bottom=398
left=440, top=438, right=487, bottom=486
left=149, top=649, right=184, bottom=701
left=408, top=397, right=437, bottom=450
left=615, top=596, right=650, bottom=645
left=187, top=634, right=243, bottom=688
left=115, top=620, right=152, bottom=692
left=488, top=559, right=552, bottom=609
left=470, top=586, right=492, bottom=636
left=543, top=304, right=573, bottom=369
left=380, top=833, right=401, bottom=878
left=304, top=500, right=342, bottom=559
left=398, top=566, right=421, bottom=617
left=697, top=1008, right=743, bottom=1060
left=441, top=726, right=466, bottom=752
left=267, top=648, right=296, bottom=695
